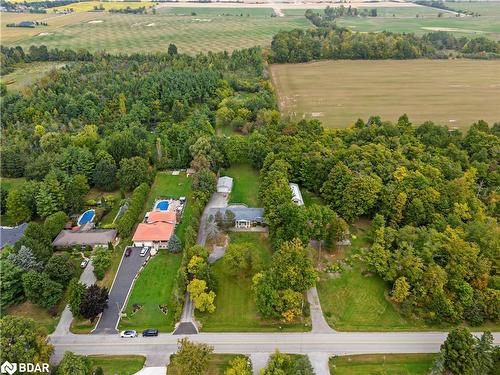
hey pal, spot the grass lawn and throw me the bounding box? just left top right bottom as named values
left=222, top=165, right=260, bottom=207
left=168, top=354, right=244, bottom=375
left=88, top=355, right=146, bottom=375
left=271, top=59, right=500, bottom=130
left=1, top=177, right=26, bottom=190
left=197, top=232, right=310, bottom=332
left=330, top=354, right=436, bottom=375
left=119, top=251, right=182, bottom=332
left=6, top=301, right=59, bottom=334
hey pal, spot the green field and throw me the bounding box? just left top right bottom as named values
left=223, top=165, right=260, bottom=207
left=168, top=354, right=244, bottom=375
left=1, top=62, right=66, bottom=92
left=445, top=1, right=500, bottom=16
left=159, top=6, right=275, bottom=17
left=330, top=354, right=436, bottom=375
left=1, top=11, right=309, bottom=54
left=1, top=177, right=26, bottom=191
left=197, top=232, right=310, bottom=332
left=271, top=59, right=500, bottom=129
left=52, top=1, right=157, bottom=12
left=88, top=355, right=146, bottom=375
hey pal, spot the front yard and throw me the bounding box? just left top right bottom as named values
left=197, top=232, right=310, bottom=332
left=168, top=354, right=244, bottom=375
left=88, top=355, right=146, bottom=375
left=119, top=251, right=182, bottom=332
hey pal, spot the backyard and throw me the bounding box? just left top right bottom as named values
left=197, top=232, right=310, bottom=332
left=329, top=354, right=436, bottom=375
left=222, top=164, right=260, bottom=207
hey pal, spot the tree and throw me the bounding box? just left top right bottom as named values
left=80, top=284, right=108, bottom=322
left=6, top=188, right=32, bottom=224
left=67, top=278, right=86, bottom=318
left=118, top=157, right=149, bottom=191
left=7, top=245, right=44, bottom=272
left=187, top=279, right=216, bottom=313
left=205, top=216, right=220, bottom=241
left=92, top=247, right=112, bottom=280
left=224, top=356, right=252, bottom=375
left=475, top=331, right=495, bottom=375
left=260, top=350, right=314, bottom=375
left=44, top=211, right=69, bottom=239
left=391, top=276, right=411, bottom=303
left=441, top=327, right=478, bottom=375
left=170, top=338, right=213, bottom=375
left=57, top=352, right=91, bottom=375
left=193, top=168, right=216, bottom=194
left=168, top=43, right=178, bottom=56
left=45, top=252, right=75, bottom=286
left=93, top=159, right=117, bottom=191
left=0, top=259, right=25, bottom=310
left=22, top=271, right=64, bottom=308
left=168, top=234, right=182, bottom=253
left=0, top=316, right=53, bottom=365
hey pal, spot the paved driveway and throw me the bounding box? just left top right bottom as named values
left=93, top=247, right=147, bottom=334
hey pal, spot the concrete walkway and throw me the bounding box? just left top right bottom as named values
left=53, top=260, right=97, bottom=335
left=307, top=287, right=335, bottom=333
left=250, top=353, right=270, bottom=375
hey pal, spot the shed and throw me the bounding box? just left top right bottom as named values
left=217, top=176, right=233, bottom=194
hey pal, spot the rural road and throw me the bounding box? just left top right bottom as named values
left=49, top=331, right=500, bottom=365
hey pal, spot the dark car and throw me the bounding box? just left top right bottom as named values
left=142, top=329, right=159, bottom=337
left=124, top=248, right=132, bottom=257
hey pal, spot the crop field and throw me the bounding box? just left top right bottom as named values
left=271, top=59, right=500, bottom=130
left=51, top=1, right=157, bottom=12
left=0, top=10, right=309, bottom=54
left=336, top=15, right=500, bottom=39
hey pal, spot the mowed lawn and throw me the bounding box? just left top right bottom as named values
left=1, top=11, right=310, bottom=54
left=223, top=165, right=260, bottom=207
left=88, top=355, right=145, bottom=375
left=197, top=232, right=310, bottom=332
left=119, top=251, right=182, bottom=332
left=271, top=59, right=500, bottom=129
left=168, top=354, right=244, bottom=374
left=330, top=354, right=436, bottom=375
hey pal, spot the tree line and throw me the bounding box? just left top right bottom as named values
left=270, top=27, right=500, bottom=63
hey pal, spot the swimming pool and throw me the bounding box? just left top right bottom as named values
left=77, top=209, right=95, bottom=226
left=154, top=200, right=169, bottom=211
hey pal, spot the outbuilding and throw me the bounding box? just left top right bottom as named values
left=217, top=176, right=233, bottom=194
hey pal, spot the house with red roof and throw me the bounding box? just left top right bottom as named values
left=132, top=211, right=176, bottom=250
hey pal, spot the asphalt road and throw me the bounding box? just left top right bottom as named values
left=93, top=247, right=147, bottom=334
left=50, top=331, right=500, bottom=364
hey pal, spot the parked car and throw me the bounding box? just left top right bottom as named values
left=80, top=259, right=89, bottom=268
left=124, top=248, right=132, bottom=257
left=140, top=247, right=149, bottom=257
left=142, top=329, right=159, bottom=337
left=120, top=330, right=137, bottom=338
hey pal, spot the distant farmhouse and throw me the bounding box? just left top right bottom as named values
left=0, top=223, right=28, bottom=250
left=289, top=183, right=304, bottom=206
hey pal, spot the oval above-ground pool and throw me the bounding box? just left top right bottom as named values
left=77, top=209, right=96, bottom=226
left=154, top=200, right=169, bottom=211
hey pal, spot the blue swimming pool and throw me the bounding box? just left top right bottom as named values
left=155, top=200, right=169, bottom=211
left=77, top=209, right=95, bottom=226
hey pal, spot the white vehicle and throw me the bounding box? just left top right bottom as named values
left=80, top=259, right=89, bottom=268
left=120, top=330, right=137, bottom=338
left=140, top=247, right=149, bottom=257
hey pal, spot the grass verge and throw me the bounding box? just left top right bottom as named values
left=88, top=355, right=146, bottom=375
left=329, top=354, right=436, bottom=375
